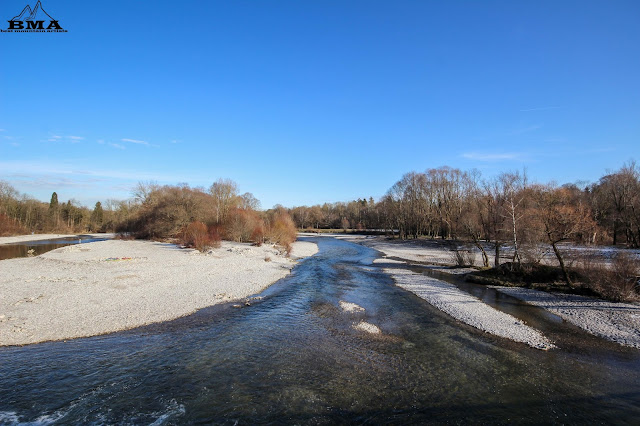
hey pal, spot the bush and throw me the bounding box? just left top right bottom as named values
left=224, top=209, right=263, bottom=243
left=179, top=221, right=220, bottom=252
left=578, top=251, right=640, bottom=302
left=265, top=210, right=297, bottom=254
left=449, top=246, right=476, bottom=267
left=124, top=185, right=214, bottom=240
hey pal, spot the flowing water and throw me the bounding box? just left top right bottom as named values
left=1, top=237, right=639, bottom=424
left=0, top=235, right=108, bottom=261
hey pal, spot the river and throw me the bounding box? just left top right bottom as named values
left=0, top=237, right=639, bottom=424
left=0, top=235, right=108, bottom=261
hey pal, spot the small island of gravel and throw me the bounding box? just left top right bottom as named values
left=0, top=238, right=318, bottom=346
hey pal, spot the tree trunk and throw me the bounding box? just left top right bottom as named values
left=494, top=243, right=501, bottom=267
left=474, top=240, right=489, bottom=267
left=551, top=241, right=572, bottom=286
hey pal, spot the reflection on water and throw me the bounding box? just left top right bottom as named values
left=0, top=237, right=639, bottom=424
left=0, top=235, right=108, bottom=260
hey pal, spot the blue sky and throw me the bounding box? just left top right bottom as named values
left=1, top=0, right=638, bottom=209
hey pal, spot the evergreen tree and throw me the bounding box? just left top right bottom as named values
left=91, top=201, right=104, bottom=227
left=49, top=192, right=58, bottom=212
left=48, top=192, right=59, bottom=228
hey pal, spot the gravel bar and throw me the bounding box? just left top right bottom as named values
left=495, top=287, right=640, bottom=349
left=385, top=268, right=556, bottom=350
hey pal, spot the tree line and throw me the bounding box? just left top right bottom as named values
left=0, top=178, right=297, bottom=252
left=288, top=161, right=639, bottom=275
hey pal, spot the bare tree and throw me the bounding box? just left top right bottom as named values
left=532, top=185, right=596, bottom=285
left=209, top=178, right=239, bottom=224
left=593, top=161, right=640, bottom=247
left=460, top=170, right=490, bottom=267
left=498, top=171, right=528, bottom=265
left=239, top=192, right=261, bottom=211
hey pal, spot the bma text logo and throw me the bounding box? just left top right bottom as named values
left=2, top=0, right=67, bottom=33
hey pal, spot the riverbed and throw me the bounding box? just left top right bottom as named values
left=0, top=237, right=639, bottom=424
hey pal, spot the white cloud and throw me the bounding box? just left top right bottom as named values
left=68, top=135, right=84, bottom=141
left=109, top=143, right=126, bottom=150
left=97, top=139, right=105, bottom=144
left=462, top=152, right=524, bottom=161
left=122, top=138, right=149, bottom=146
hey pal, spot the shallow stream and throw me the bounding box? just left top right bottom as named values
left=0, top=235, right=108, bottom=261
left=0, top=237, right=639, bottom=424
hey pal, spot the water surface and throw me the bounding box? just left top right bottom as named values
left=0, top=235, right=108, bottom=261
left=0, top=237, right=638, bottom=424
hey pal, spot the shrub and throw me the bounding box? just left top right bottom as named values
left=179, top=221, right=220, bottom=252
left=124, top=185, right=214, bottom=240
left=224, top=209, right=263, bottom=243
left=449, top=246, right=476, bottom=267
left=577, top=251, right=639, bottom=302
left=265, top=210, right=297, bottom=254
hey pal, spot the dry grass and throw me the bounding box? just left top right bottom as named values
left=449, top=246, right=476, bottom=267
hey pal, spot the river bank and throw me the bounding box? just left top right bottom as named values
left=0, top=239, right=318, bottom=346
left=340, top=234, right=640, bottom=349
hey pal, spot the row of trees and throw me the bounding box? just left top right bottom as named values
left=288, top=162, right=640, bottom=282
left=0, top=182, right=103, bottom=235
left=0, top=178, right=297, bottom=252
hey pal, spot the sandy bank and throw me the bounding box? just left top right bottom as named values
left=384, top=268, right=555, bottom=350
left=0, top=239, right=318, bottom=346
left=495, top=287, right=640, bottom=349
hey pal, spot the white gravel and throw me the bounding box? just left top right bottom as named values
left=0, top=239, right=318, bottom=346
left=357, top=237, right=467, bottom=265
left=339, top=301, right=365, bottom=312
left=495, top=287, right=640, bottom=349
left=353, top=321, right=381, bottom=334
left=385, top=268, right=555, bottom=350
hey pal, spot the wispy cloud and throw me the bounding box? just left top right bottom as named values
left=68, top=135, right=84, bottom=141
left=0, top=129, right=5, bottom=132
left=462, top=152, right=525, bottom=161
left=109, top=143, right=126, bottom=150
left=46, top=135, right=63, bottom=142
left=97, top=139, right=105, bottom=144
left=170, top=139, right=182, bottom=144
left=510, top=124, right=542, bottom=136
left=122, top=138, right=149, bottom=146
left=545, top=137, right=566, bottom=143
left=0, top=160, right=203, bottom=183
left=519, top=106, right=561, bottom=112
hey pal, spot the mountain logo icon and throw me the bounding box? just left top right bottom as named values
left=3, top=0, right=67, bottom=32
